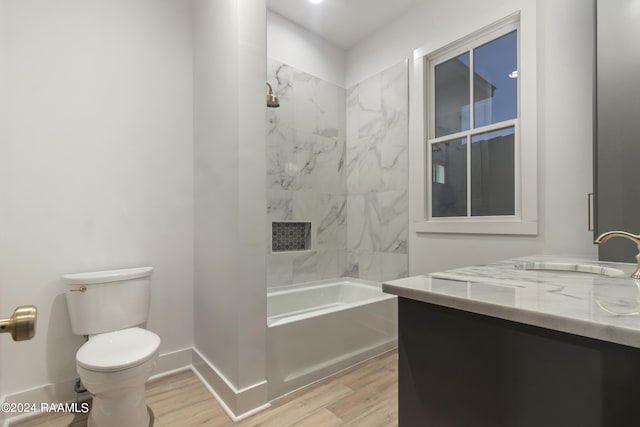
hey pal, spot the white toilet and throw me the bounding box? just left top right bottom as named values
left=63, top=267, right=160, bottom=427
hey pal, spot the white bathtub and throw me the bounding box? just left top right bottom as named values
left=267, top=278, right=397, bottom=399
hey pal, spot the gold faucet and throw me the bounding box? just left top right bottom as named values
left=595, top=231, right=640, bottom=279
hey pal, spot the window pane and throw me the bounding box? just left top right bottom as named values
left=473, top=31, right=517, bottom=128
left=434, top=53, right=470, bottom=137
left=471, top=127, right=515, bottom=216
left=432, top=138, right=467, bottom=217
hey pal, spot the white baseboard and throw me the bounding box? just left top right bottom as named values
left=191, top=348, right=270, bottom=421
left=1, top=348, right=194, bottom=427
left=0, top=377, right=79, bottom=427
left=1, top=347, right=271, bottom=426
left=150, top=347, right=193, bottom=381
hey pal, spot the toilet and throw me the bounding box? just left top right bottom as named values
left=63, top=267, right=160, bottom=427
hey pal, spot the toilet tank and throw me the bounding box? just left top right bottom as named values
left=62, top=267, right=153, bottom=336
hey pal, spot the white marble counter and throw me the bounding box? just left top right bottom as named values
left=383, top=255, right=640, bottom=348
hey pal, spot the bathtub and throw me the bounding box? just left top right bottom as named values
left=267, top=278, right=397, bottom=399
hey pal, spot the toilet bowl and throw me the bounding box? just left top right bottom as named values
left=77, top=327, right=160, bottom=427
left=63, top=267, right=160, bottom=427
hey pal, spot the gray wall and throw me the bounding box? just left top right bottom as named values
left=595, top=0, right=640, bottom=262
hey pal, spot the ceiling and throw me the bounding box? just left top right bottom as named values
left=266, top=0, right=424, bottom=50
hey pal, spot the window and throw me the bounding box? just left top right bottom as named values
left=430, top=25, right=518, bottom=218
left=412, top=12, right=537, bottom=235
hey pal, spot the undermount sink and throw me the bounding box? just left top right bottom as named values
left=514, top=262, right=626, bottom=277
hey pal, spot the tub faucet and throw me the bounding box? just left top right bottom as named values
left=595, top=231, right=640, bottom=279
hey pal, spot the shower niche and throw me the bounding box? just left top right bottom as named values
left=271, top=221, right=311, bottom=252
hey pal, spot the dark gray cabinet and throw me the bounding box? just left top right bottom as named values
left=595, top=0, right=640, bottom=262
left=398, top=298, right=640, bottom=426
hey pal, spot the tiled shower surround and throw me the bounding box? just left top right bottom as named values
left=267, top=58, right=408, bottom=286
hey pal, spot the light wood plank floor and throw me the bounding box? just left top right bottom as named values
left=10, top=350, right=398, bottom=427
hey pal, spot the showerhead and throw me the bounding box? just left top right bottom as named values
left=266, top=82, right=280, bottom=108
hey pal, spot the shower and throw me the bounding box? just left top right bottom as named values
left=266, top=82, right=280, bottom=108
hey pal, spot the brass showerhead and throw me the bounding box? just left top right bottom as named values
left=266, top=82, right=280, bottom=108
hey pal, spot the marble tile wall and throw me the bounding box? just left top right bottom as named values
left=266, top=58, right=408, bottom=287
left=345, top=61, right=409, bottom=282
left=266, top=58, right=347, bottom=287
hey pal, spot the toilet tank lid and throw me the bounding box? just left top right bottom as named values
left=62, top=266, right=153, bottom=285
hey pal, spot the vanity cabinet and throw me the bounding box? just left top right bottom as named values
left=595, top=0, right=640, bottom=262
left=397, top=298, right=640, bottom=427
left=384, top=256, right=640, bottom=426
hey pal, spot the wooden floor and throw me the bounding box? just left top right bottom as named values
left=10, top=350, right=398, bottom=427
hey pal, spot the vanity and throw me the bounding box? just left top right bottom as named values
left=383, top=256, right=640, bottom=427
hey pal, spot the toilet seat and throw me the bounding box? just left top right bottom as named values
left=77, top=327, right=160, bottom=373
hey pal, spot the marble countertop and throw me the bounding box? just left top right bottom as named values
left=383, top=255, right=640, bottom=348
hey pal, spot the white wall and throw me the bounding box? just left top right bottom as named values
left=193, top=0, right=240, bottom=390
left=192, top=0, right=267, bottom=411
left=347, top=0, right=524, bottom=87
left=0, top=0, right=6, bottom=404
left=0, top=0, right=194, bottom=398
left=347, top=0, right=596, bottom=274
left=267, top=10, right=345, bottom=88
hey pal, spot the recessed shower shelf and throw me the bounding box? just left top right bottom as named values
left=271, top=221, right=311, bottom=252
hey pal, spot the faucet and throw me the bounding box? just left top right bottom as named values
left=595, top=231, right=640, bottom=279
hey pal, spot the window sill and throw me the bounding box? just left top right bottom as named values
left=415, top=219, right=537, bottom=236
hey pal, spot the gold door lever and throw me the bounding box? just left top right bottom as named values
left=0, top=305, right=37, bottom=341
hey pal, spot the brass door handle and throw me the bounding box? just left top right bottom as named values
left=0, top=305, right=37, bottom=341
